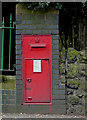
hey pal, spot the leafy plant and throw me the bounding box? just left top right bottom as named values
left=0, top=75, right=8, bottom=83
left=20, top=2, right=62, bottom=11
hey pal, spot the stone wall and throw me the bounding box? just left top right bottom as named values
left=60, top=48, right=86, bottom=115
left=1, top=90, right=16, bottom=113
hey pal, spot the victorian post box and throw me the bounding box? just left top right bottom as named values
left=22, top=35, right=52, bottom=104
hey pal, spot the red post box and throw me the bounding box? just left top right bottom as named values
left=22, top=35, right=52, bottom=104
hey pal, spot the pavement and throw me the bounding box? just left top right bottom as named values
left=0, top=113, right=86, bottom=119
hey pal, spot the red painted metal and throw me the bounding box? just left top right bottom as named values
left=22, top=35, right=52, bottom=105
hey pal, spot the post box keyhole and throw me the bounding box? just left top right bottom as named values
left=27, top=78, right=32, bottom=83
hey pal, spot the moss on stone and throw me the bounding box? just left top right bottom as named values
left=82, top=96, right=85, bottom=106
left=77, top=64, right=85, bottom=77
left=80, top=81, right=87, bottom=92
left=76, top=88, right=85, bottom=98
left=67, top=48, right=78, bottom=63
left=59, top=48, right=65, bottom=64
left=78, top=64, right=85, bottom=71
left=16, top=3, right=59, bottom=15
left=60, top=77, right=66, bottom=83
left=70, top=95, right=80, bottom=105
left=79, top=50, right=87, bottom=63
left=68, top=64, right=79, bottom=78
left=67, top=79, right=80, bottom=89
left=59, top=63, right=65, bottom=74
left=67, top=89, right=73, bottom=95
left=80, top=71, right=85, bottom=77
left=78, top=78, right=87, bottom=92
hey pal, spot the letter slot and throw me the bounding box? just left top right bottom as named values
left=29, top=44, right=46, bottom=48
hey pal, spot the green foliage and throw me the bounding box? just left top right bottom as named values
left=78, top=64, right=85, bottom=71
left=70, top=95, right=80, bottom=105
left=59, top=36, right=63, bottom=51
left=0, top=75, right=8, bottom=83
left=80, top=71, right=85, bottom=77
left=68, top=64, right=79, bottom=78
left=59, top=48, right=65, bottom=65
left=20, top=2, right=62, bottom=11
left=83, top=1, right=87, bottom=17
left=27, top=2, right=62, bottom=10
left=59, top=3, right=85, bottom=51
left=67, top=79, right=80, bottom=89
left=0, top=75, right=16, bottom=90
left=67, top=48, right=78, bottom=63
left=79, top=79, right=87, bottom=92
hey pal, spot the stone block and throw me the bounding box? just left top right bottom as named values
left=52, top=55, right=59, bottom=59
left=52, top=35, right=59, bottom=40
left=16, top=15, right=22, bottom=20
left=52, top=49, right=59, bottom=55
left=15, top=35, right=22, bottom=40
left=16, top=40, right=22, bottom=45
left=52, top=44, right=59, bottom=50
left=53, top=90, right=65, bottom=95
left=52, top=70, right=59, bottom=74
left=16, top=20, right=22, bottom=25
left=53, top=94, right=65, bottom=100
left=16, top=59, right=22, bottom=64
left=52, top=80, right=59, bottom=85
left=52, top=74, right=59, bottom=80
left=16, top=71, right=22, bottom=75
left=52, top=60, right=59, bottom=65
left=52, top=65, right=58, bottom=69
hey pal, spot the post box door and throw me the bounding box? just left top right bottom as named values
left=25, top=59, right=50, bottom=103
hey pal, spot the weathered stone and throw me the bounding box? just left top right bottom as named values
left=59, top=47, right=86, bottom=115
left=67, top=105, right=75, bottom=114
left=67, top=104, right=85, bottom=115
left=73, top=105, right=85, bottom=115
left=69, top=95, right=80, bottom=105
left=81, top=96, right=85, bottom=106
left=67, top=89, right=73, bottom=95
left=67, top=79, right=80, bottom=89
left=76, top=89, right=85, bottom=98
left=60, top=75, right=66, bottom=84
left=59, top=63, right=65, bottom=74
left=78, top=78, right=87, bottom=92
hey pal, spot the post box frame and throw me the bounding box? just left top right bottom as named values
left=22, top=35, right=52, bottom=105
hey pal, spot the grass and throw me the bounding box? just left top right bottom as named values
left=0, top=79, right=16, bottom=90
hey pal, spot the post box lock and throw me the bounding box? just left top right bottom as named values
left=27, top=78, right=32, bottom=83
